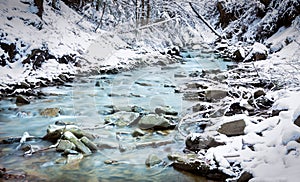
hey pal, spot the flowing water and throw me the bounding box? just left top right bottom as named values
left=0, top=49, right=232, bottom=181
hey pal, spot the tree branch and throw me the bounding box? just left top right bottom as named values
left=189, top=2, right=222, bottom=38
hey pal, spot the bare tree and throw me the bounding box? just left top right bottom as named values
left=34, top=0, right=44, bottom=19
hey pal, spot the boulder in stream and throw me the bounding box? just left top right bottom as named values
left=16, top=95, right=30, bottom=106
left=138, top=114, right=175, bottom=130
left=145, top=154, right=163, bottom=167
left=43, top=124, right=94, bottom=142
left=63, top=131, right=92, bottom=155
left=57, top=140, right=76, bottom=152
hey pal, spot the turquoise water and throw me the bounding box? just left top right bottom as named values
left=0, top=50, right=232, bottom=181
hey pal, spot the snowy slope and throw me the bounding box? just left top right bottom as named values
left=0, top=0, right=172, bottom=94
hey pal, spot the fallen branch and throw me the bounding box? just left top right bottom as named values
left=189, top=2, right=222, bottom=38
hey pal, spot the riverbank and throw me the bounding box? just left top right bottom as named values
left=176, top=20, right=300, bottom=180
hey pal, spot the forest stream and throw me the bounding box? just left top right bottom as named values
left=0, top=49, right=233, bottom=181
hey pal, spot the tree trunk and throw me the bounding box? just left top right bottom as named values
left=34, top=0, right=44, bottom=19
left=141, top=0, right=145, bottom=25
left=146, top=0, right=150, bottom=24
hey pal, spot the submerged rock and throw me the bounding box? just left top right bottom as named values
left=40, top=108, right=60, bottom=117
left=145, top=154, right=163, bottom=167
left=218, top=119, right=246, bottom=137
left=66, top=153, right=84, bottom=164
left=16, top=95, right=30, bottom=105
left=155, top=106, right=178, bottom=116
left=138, top=114, right=175, bottom=130
left=104, top=111, right=140, bottom=127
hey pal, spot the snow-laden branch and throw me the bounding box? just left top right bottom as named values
left=117, top=17, right=177, bottom=34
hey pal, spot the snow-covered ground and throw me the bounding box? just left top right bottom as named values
left=196, top=16, right=300, bottom=181
left=0, top=0, right=172, bottom=93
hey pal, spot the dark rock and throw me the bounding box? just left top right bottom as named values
left=58, top=55, right=74, bottom=64
left=189, top=70, right=201, bottom=77
left=185, top=134, right=225, bottom=151
left=218, top=119, right=246, bottom=137
left=233, top=48, right=245, bottom=61
left=135, top=81, right=152, bottom=86
left=166, top=46, right=180, bottom=57
left=16, top=95, right=30, bottom=106
left=40, top=108, right=60, bottom=117
left=0, top=42, right=17, bottom=62
left=255, top=96, right=274, bottom=109
left=95, top=81, right=100, bottom=87
left=225, top=102, right=246, bottom=116
left=272, top=109, right=288, bottom=116
left=238, top=171, right=253, bottom=182
left=173, top=160, right=230, bottom=181
left=58, top=74, right=71, bottom=82
left=254, top=89, right=266, bottom=99
left=21, top=143, right=31, bottom=152
left=145, top=154, right=163, bottom=167
left=163, top=84, right=176, bottom=88
left=138, top=114, right=175, bottom=130
left=16, top=82, right=31, bottom=89
left=294, top=115, right=300, bottom=128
